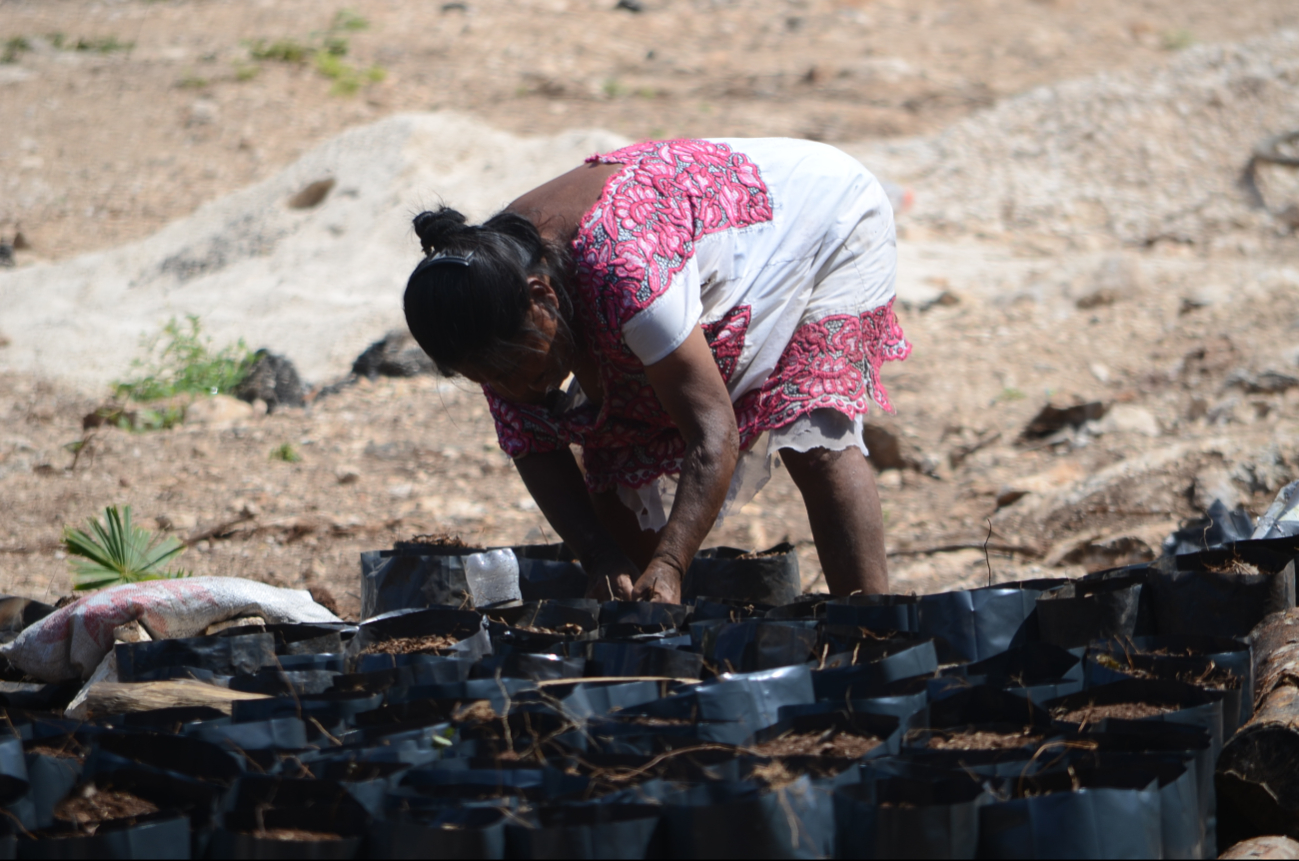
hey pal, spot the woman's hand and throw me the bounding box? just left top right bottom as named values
left=631, top=559, right=683, bottom=604
left=584, top=552, right=639, bottom=601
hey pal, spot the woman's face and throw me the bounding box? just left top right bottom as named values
left=456, top=277, right=571, bottom=404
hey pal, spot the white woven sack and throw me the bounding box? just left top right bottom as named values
left=0, top=577, right=341, bottom=682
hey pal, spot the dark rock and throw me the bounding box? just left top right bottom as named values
left=1019, top=401, right=1107, bottom=440
left=286, top=178, right=335, bottom=209
left=0, top=243, right=12, bottom=268
left=352, top=330, right=435, bottom=379
left=615, top=0, right=644, bottom=11
left=234, top=350, right=305, bottom=412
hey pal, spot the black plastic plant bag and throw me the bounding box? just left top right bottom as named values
left=916, top=579, right=1068, bottom=663
left=695, top=664, right=817, bottom=741
left=362, top=542, right=586, bottom=617
left=925, top=685, right=1054, bottom=733
left=584, top=642, right=704, bottom=680
left=866, top=775, right=989, bottom=860
left=598, top=602, right=689, bottom=637
left=228, top=667, right=340, bottom=696
left=208, top=811, right=363, bottom=860
left=1035, top=577, right=1146, bottom=648
left=23, top=752, right=81, bottom=830
left=115, top=633, right=277, bottom=682
left=664, top=775, right=834, bottom=860
left=360, top=543, right=478, bottom=618
left=367, top=807, right=507, bottom=859
left=230, top=691, right=384, bottom=726
left=690, top=598, right=774, bottom=623
left=765, top=594, right=832, bottom=621
left=87, top=732, right=242, bottom=786
left=936, top=643, right=1084, bottom=703
left=824, top=594, right=919, bottom=635
left=513, top=679, right=663, bottom=721
left=1043, top=678, right=1225, bottom=760
left=812, top=639, right=938, bottom=702
left=1163, top=499, right=1256, bottom=555
left=683, top=543, right=801, bottom=607
left=505, top=803, right=665, bottom=860
left=471, top=652, right=586, bottom=682
left=1149, top=543, right=1296, bottom=638
left=399, top=762, right=586, bottom=803
left=782, top=676, right=930, bottom=727
left=1052, top=751, right=1205, bottom=860
left=700, top=620, right=819, bottom=674
left=1086, top=634, right=1253, bottom=731
left=18, top=812, right=192, bottom=861
left=254, top=621, right=354, bottom=656
left=189, top=716, right=309, bottom=753
left=345, top=607, right=492, bottom=669
left=977, top=768, right=1162, bottom=860
left=0, top=683, right=79, bottom=712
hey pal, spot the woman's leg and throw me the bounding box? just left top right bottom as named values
left=780, top=446, right=889, bottom=595
left=589, top=488, right=662, bottom=572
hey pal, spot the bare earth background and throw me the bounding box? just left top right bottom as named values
left=2, top=0, right=1299, bottom=618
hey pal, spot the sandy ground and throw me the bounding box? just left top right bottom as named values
left=2, top=0, right=1299, bottom=616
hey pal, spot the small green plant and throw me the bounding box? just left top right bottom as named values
left=63, top=505, right=189, bottom=591
left=177, top=74, right=209, bottom=89
left=331, top=9, right=369, bottom=32
left=315, top=50, right=384, bottom=95
left=997, top=387, right=1027, bottom=402
left=1, top=36, right=31, bottom=64
left=113, top=316, right=255, bottom=403
left=234, top=62, right=261, bottom=81
left=47, top=32, right=66, bottom=49
left=1161, top=29, right=1194, bottom=51
left=75, top=35, right=133, bottom=53
left=601, top=78, right=627, bottom=98
left=247, top=37, right=311, bottom=63
left=271, top=442, right=302, bottom=463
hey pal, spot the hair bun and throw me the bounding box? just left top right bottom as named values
left=413, top=207, right=468, bottom=254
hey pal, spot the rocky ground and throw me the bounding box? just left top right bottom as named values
left=2, top=0, right=1298, bottom=617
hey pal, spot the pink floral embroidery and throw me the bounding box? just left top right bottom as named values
left=574, top=139, right=773, bottom=356
left=483, top=139, right=911, bottom=493
left=733, top=300, right=911, bottom=438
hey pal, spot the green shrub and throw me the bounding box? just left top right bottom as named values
left=331, top=9, right=369, bottom=32
left=113, top=316, right=255, bottom=403
left=246, top=38, right=311, bottom=63
left=1, top=36, right=31, bottom=64
left=63, top=505, right=189, bottom=591
left=270, top=442, right=302, bottom=463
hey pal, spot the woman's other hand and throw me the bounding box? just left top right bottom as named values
left=631, top=560, right=683, bottom=604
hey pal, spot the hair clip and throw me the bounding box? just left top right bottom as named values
left=426, top=249, right=475, bottom=267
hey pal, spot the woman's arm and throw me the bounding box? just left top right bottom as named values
left=634, top=327, right=740, bottom=602
left=513, top=447, right=641, bottom=600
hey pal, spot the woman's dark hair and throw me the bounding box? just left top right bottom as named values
left=403, top=205, right=573, bottom=377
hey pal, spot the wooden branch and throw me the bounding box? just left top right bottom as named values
left=1217, top=609, right=1299, bottom=844
left=887, top=542, right=1044, bottom=559
left=183, top=512, right=255, bottom=546
left=65, top=679, right=269, bottom=719
left=534, top=676, right=701, bottom=688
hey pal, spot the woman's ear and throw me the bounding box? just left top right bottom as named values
left=527, top=275, right=558, bottom=310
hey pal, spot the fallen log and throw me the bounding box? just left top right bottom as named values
left=1221, top=835, right=1299, bottom=859
left=1217, top=609, right=1299, bottom=845
left=64, top=679, right=269, bottom=720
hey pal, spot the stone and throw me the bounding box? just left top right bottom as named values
left=233, top=350, right=305, bottom=412
left=185, top=395, right=254, bottom=426
left=1091, top=404, right=1161, bottom=437
left=351, top=330, right=435, bottom=379
left=336, top=466, right=360, bottom=485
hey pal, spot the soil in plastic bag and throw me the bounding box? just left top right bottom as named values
left=663, top=775, right=834, bottom=859
left=115, top=632, right=277, bottom=682
left=367, top=807, right=506, bottom=859
left=917, top=579, right=1067, bottom=663
left=978, top=768, right=1163, bottom=859
left=683, top=544, right=801, bottom=607
left=1036, top=576, right=1146, bottom=648
left=1149, top=543, right=1296, bottom=638
left=505, top=803, right=665, bottom=860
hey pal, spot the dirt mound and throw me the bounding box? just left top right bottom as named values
left=0, top=114, right=625, bottom=393
left=849, top=30, right=1299, bottom=247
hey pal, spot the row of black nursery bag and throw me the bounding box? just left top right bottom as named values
left=0, top=536, right=1295, bottom=859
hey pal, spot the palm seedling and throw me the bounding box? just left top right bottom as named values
left=62, top=505, right=190, bottom=591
